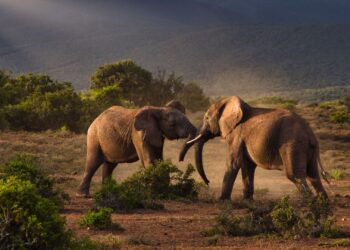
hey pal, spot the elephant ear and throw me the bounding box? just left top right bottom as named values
left=134, top=107, right=164, bottom=147
left=165, top=100, right=186, bottom=114
left=219, top=96, right=248, bottom=138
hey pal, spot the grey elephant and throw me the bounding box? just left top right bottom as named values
left=180, top=96, right=328, bottom=200
left=77, top=100, right=197, bottom=197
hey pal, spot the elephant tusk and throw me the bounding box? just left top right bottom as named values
left=186, top=134, right=203, bottom=144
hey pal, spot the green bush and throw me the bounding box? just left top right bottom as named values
left=176, top=82, right=210, bottom=112
left=94, top=161, right=199, bottom=211
left=271, top=196, right=301, bottom=236
left=150, top=71, right=209, bottom=111
left=202, top=203, right=276, bottom=237
left=329, top=111, right=348, bottom=123
left=0, top=66, right=210, bottom=132
left=0, top=176, right=70, bottom=249
left=79, top=208, right=114, bottom=230
left=91, top=60, right=152, bottom=106
left=202, top=195, right=346, bottom=239
left=79, top=84, right=127, bottom=131
left=5, top=84, right=83, bottom=131
left=1, top=154, right=67, bottom=207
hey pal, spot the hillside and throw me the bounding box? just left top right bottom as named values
left=1, top=0, right=350, bottom=97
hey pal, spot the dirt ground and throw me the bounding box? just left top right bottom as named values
left=1, top=104, right=350, bottom=249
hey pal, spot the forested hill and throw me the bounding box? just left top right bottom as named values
left=1, top=0, right=350, bottom=96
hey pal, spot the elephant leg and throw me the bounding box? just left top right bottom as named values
left=307, top=156, right=328, bottom=198
left=280, top=145, right=312, bottom=197
left=135, top=142, right=157, bottom=167
left=241, top=157, right=256, bottom=200
left=77, top=144, right=103, bottom=197
left=220, top=150, right=241, bottom=200
left=102, top=162, right=118, bottom=183
left=154, top=146, right=163, bottom=160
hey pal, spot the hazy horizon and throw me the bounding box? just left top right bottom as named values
left=1, top=0, right=350, bottom=97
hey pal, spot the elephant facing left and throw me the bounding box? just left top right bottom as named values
left=77, top=100, right=197, bottom=197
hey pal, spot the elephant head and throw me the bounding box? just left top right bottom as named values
left=134, top=100, right=197, bottom=148
left=179, top=96, right=250, bottom=184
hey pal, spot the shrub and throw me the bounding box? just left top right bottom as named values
left=94, top=161, right=199, bottom=211
left=0, top=154, right=67, bottom=207
left=329, top=111, right=348, bottom=123
left=176, top=82, right=210, bottom=112
left=79, top=208, right=114, bottom=230
left=91, top=60, right=152, bottom=106
left=5, top=84, right=83, bottom=132
left=202, top=202, right=276, bottom=237
left=271, top=196, right=301, bottom=236
left=150, top=71, right=209, bottom=111
left=202, top=195, right=346, bottom=239
left=0, top=176, right=70, bottom=249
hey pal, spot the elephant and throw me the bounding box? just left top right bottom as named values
left=77, top=100, right=197, bottom=197
left=179, top=96, right=328, bottom=200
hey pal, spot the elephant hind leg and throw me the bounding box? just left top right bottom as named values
left=241, top=157, right=256, bottom=200
left=307, top=156, right=328, bottom=198
left=280, top=146, right=312, bottom=197
left=102, top=162, right=118, bottom=183
left=77, top=142, right=104, bottom=197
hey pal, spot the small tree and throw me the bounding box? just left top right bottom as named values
left=176, top=82, right=210, bottom=112
left=80, top=85, right=125, bottom=131
left=149, top=71, right=184, bottom=106
left=149, top=71, right=209, bottom=111
left=91, top=60, right=152, bottom=106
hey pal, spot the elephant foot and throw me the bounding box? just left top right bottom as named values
left=76, top=188, right=91, bottom=198
left=219, top=195, right=231, bottom=201
left=243, top=197, right=254, bottom=203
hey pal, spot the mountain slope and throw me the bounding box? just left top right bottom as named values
left=0, top=0, right=350, bottom=96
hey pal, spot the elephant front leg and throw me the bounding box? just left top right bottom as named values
left=220, top=152, right=240, bottom=200
left=135, top=142, right=162, bottom=167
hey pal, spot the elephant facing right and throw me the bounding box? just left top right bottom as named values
left=180, top=96, right=329, bottom=200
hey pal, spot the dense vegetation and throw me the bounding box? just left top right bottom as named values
left=0, top=155, right=124, bottom=249
left=0, top=155, right=70, bottom=249
left=0, top=61, right=209, bottom=132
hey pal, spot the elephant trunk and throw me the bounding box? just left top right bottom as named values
left=179, top=127, right=212, bottom=185
left=194, top=131, right=211, bottom=185
left=179, top=123, right=197, bottom=162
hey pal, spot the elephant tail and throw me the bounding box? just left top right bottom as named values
left=317, top=154, right=330, bottom=185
